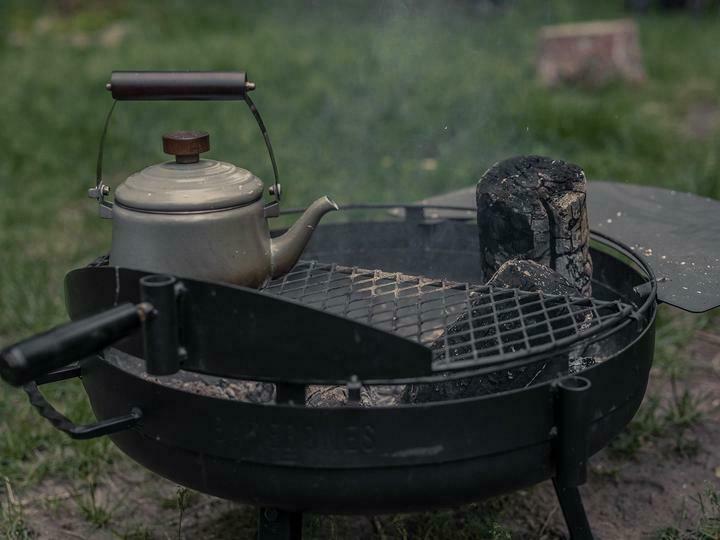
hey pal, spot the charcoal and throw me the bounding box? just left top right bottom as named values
left=487, top=259, right=580, bottom=296
left=402, top=258, right=599, bottom=403
left=476, top=155, right=593, bottom=297
left=305, top=384, right=405, bottom=408
left=105, top=348, right=277, bottom=404
left=402, top=354, right=569, bottom=403
left=490, top=258, right=594, bottom=330
left=402, top=331, right=567, bottom=402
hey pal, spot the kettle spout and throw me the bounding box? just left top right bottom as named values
left=270, top=196, right=339, bottom=278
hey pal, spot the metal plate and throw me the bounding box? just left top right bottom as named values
left=407, top=182, right=720, bottom=313
left=65, top=267, right=432, bottom=383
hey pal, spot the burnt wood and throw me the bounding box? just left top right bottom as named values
left=404, top=167, right=595, bottom=404
left=401, top=260, right=577, bottom=404
left=487, top=259, right=581, bottom=296
left=476, top=155, right=593, bottom=296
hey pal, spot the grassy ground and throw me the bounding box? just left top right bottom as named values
left=1, top=0, right=719, bottom=538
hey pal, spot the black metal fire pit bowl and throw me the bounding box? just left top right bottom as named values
left=2, top=188, right=719, bottom=540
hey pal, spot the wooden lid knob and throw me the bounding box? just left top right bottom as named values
left=162, top=131, right=210, bottom=164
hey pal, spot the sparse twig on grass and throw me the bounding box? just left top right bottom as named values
left=69, top=477, right=114, bottom=529
left=176, top=487, right=191, bottom=539
left=1, top=477, right=33, bottom=539
left=667, top=374, right=706, bottom=428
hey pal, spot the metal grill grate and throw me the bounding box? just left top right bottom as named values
left=263, top=261, right=635, bottom=371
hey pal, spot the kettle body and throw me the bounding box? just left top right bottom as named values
left=104, top=131, right=337, bottom=287
left=110, top=195, right=273, bottom=288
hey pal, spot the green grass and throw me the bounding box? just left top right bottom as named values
left=301, top=500, right=512, bottom=540
left=384, top=504, right=512, bottom=540
left=608, top=306, right=714, bottom=459
left=607, top=385, right=706, bottom=460
left=655, top=485, right=720, bottom=540
left=1, top=0, right=720, bottom=537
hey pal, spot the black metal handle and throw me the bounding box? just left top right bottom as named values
left=0, top=303, right=149, bottom=387
left=108, top=71, right=254, bottom=101
left=24, top=377, right=142, bottom=440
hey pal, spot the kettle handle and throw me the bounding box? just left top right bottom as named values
left=90, top=71, right=280, bottom=217
left=107, top=71, right=254, bottom=101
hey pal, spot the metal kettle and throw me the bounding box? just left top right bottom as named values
left=89, top=71, right=338, bottom=288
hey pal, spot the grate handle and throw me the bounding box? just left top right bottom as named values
left=0, top=303, right=150, bottom=387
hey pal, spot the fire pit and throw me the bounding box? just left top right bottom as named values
left=2, top=68, right=719, bottom=536
left=2, top=68, right=718, bottom=540
left=7, top=193, right=702, bottom=539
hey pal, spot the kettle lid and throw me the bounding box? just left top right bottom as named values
left=114, top=131, right=264, bottom=212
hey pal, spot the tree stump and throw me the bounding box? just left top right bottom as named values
left=537, top=19, right=645, bottom=87
left=476, top=155, right=593, bottom=297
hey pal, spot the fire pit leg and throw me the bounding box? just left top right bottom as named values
left=552, top=480, right=593, bottom=540
left=257, top=508, right=303, bottom=540
left=553, top=376, right=594, bottom=540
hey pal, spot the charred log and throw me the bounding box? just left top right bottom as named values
left=487, top=259, right=580, bottom=295
left=476, top=155, right=593, bottom=297
left=403, top=157, right=595, bottom=404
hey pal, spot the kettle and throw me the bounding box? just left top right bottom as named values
left=88, top=71, right=338, bottom=288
